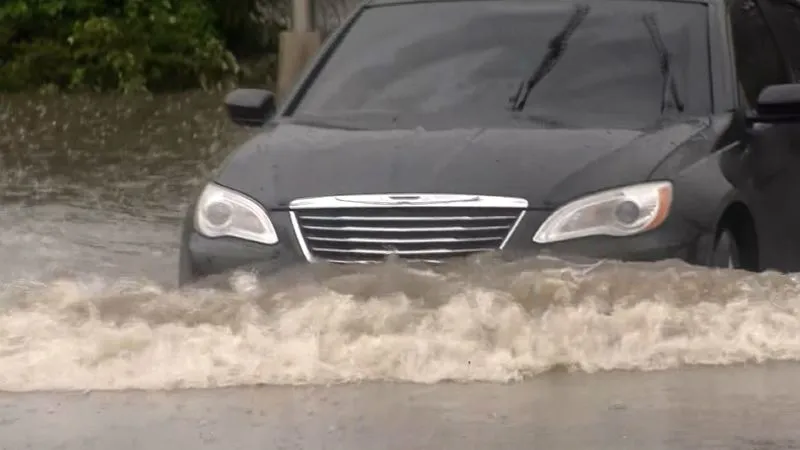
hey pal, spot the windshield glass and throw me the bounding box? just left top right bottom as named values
left=289, top=0, right=711, bottom=130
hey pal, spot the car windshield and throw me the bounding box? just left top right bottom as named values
left=288, top=0, right=712, bottom=130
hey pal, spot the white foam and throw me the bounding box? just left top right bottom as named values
left=0, top=261, right=799, bottom=392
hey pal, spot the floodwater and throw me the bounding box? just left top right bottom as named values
left=3, top=93, right=800, bottom=449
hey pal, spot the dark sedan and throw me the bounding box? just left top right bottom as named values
left=179, top=0, right=800, bottom=286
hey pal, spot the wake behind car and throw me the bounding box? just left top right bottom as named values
left=179, top=0, right=800, bottom=286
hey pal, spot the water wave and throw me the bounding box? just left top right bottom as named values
left=1, top=258, right=799, bottom=392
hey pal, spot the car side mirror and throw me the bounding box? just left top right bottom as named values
left=748, top=83, right=800, bottom=124
left=224, top=88, right=276, bottom=127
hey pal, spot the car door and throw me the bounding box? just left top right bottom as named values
left=728, top=0, right=800, bottom=271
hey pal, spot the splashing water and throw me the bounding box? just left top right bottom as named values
left=1, top=258, right=799, bottom=392
left=3, top=93, right=800, bottom=394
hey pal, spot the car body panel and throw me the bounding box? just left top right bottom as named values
left=214, top=120, right=709, bottom=210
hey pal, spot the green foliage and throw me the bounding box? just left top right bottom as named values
left=0, top=0, right=284, bottom=93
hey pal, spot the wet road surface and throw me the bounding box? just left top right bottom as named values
left=3, top=93, right=800, bottom=449
left=6, top=364, right=800, bottom=450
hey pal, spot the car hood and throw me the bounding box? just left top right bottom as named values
left=214, top=119, right=711, bottom=209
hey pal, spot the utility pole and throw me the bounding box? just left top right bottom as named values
left=292, top=0, right=314, bottom=32
left=276, top=0, right=321, bottom=99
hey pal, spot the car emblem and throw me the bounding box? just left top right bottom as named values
left=332, top=194, right=481, bottom=206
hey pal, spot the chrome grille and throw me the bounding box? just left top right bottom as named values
left=289, top=195, right=527, bottom=264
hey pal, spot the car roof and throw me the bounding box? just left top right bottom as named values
left=365, top=0, right=719, bottom=8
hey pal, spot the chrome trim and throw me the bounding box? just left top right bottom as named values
left=302, top=224, right=510, bottom=232
left=289, top=194, right=529, bottom=264
left=307, top=236, right=501, bottom=244
left=310, top=247, right=498, bottom=255
left=499, top=210, right=526, bottom=250
left=290, top=211, right=316, bottom=262
left=290, top=194, right=528, bottom=210
left=297, top=214, right=519, bottom=221
left=322, top=258, right=446, bottom=265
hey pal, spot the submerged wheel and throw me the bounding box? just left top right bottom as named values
left=709, top=228, right=742, bottom=269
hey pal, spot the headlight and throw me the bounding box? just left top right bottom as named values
left=533, top=181, right=673, bottom=244
left=194, top=183, right=279, bottom=245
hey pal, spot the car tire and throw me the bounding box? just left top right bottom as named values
left=709, top=228, right=742, bottom=269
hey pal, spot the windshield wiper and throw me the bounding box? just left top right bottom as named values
left=508, top=4, right=591, bottom=112
left=642, top=14, right=685, bottom=113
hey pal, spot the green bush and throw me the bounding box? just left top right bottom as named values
left=0, top=0, right=284, bottom=93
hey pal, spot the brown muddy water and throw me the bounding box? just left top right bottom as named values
left=3, top=92, right=800, bottom=449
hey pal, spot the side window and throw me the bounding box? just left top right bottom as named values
left=729, top=0, right=790, bottom=106
left=761, top=0, right=800, bottom=80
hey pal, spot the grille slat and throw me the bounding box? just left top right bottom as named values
left=301, top=225, right=510, bottom=232
left=323, top=258, right=446, bottom=265
left=299, top=215, right=518, bottom=221
left=292, top=203, right=525, bottom=264
left=312, top=247, right=499, bottom=255
left=306, top=236, right=501, bottom=244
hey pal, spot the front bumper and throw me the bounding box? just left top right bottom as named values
left=178, top=207, right=714, bottom=287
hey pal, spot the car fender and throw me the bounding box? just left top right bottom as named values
left=667, top=145, right=757, bottom=264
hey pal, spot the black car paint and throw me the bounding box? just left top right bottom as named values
left=178, top=0, right=800, bottom=286
left=213, top=121, right=707, bottom=209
